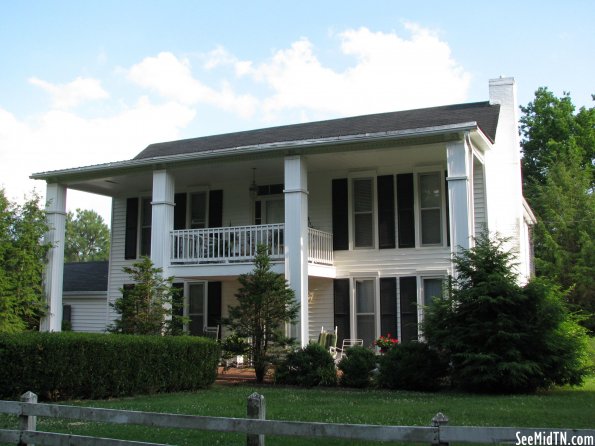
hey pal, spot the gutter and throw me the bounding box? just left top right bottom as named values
left=31, top=121, right=480, bottom=181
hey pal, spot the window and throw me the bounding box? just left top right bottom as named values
left=189, top=192, right=207, bottom=229
left=255, top=198, right=284, bottom=224
left=423, top=277, right=443, bottom=306
left=355, top=279, right=376, bottom=347
left=186, top=282, right=222, bottom=337
left=419, top=172, right=443, bottom=246
left=353, top=178, right=374, bottom=248
left=255, top=184, right=284, bottom=225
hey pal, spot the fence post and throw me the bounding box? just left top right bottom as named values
left=247, top=392, right=266, bottom=446
left=19, top=391, right=37, bottom=446
left=431, top=412, right=449, bottom=446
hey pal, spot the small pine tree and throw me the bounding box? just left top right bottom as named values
left=224, top=245, right=299, bottom=383
left=423, top=232, right=589, bottom=393
left=109, top=257, right=185, bottom=335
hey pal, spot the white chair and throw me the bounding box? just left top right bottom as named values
left=332, top=338, right=364, bottom=362
left=203, top=325, right=219, bottom=340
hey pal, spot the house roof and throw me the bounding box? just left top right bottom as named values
left=135, top=101, right=500, bottom=160
left=63, top=261, right=109, bottom=293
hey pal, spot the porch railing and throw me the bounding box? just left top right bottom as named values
left=308, top=227, right=333, bottom=265
left=170, top=224, right=333, bottom=266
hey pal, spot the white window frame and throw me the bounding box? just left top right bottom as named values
left=349, top=276, right=380, bottom=347
left=186, top=281, right=208, bottom=335
left=413, top=168, right=448, bottom=248
left=416, top=274, right=446, bottom=340
left=186, top=188, right=210, bottom=229
left=348, top=171, right=378, bottom=250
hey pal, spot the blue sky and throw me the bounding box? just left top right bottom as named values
left=1, top=0, right=593, bottom=224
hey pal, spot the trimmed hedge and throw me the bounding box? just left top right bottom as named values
left=275, top=343, right=337, bottom=387
left=0, top=332, right=220, bottom=400
left=338, top=346, right=377, bottom=388
left=378, top=342, right=448, bottom=392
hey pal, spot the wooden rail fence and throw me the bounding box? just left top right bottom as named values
left=0, top=391, right=593, bottom=446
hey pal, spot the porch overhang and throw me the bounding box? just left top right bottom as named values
left=30, top=122, right=486, bottom=196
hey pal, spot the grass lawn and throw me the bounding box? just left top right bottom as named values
left=1, top=376, right=593, bottom=446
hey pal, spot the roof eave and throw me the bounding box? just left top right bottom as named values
left=31, top=121, right=480, bottom=182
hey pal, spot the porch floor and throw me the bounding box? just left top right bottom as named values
left=215, top=366, right=273, bottom=385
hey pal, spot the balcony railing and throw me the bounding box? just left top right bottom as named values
left=170, top=224, right=333, bottom=266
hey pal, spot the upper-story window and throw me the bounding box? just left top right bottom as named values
left=332, top=171, right=448, bottom=251
left=254, top=184, right=284, bottom=225
left=418, top=172, right=444, bottom=246
left=352, top=177, right=374, bottom=248
left=189, top=192, right=207, bottom=229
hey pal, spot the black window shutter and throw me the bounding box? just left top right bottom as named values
left=379, top=278, right=397, bottom=337
left=125, top=198, right=138, bottom=259
left=208, top=190, right=223, bottom=228
left=207, top=281, right=222, bottom=338
left=397, top=174, right=415, bottom=248
left=377, top=175, right=396, bottom=249
left=332, top=178, right=349, bottom=250
left=333, top=278, right=350, bottom=344
left=399, top=276, right=418, bottom=342
left=174, top=193, right=187, bottom=230
left=62, top=305, right=72, bottom=323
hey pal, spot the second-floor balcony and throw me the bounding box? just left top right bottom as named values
left=170, top=224, right=333, bottom=266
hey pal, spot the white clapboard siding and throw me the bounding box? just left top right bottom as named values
left=473, top=159, right=487, bottom=236
left=63, top=295, right=107, bottom=333
left=307, top=278, right=334, bottom=342
left=106, top=197, right=138, bottom=326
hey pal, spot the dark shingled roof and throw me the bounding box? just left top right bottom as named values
left=63, top=261, right=109, bottom=293
left=135, top=101, right=500, bottom=160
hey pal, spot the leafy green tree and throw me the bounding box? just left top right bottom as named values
left=224, top=245, right=299, bottom=383
left=109, top=257, right=185, bottom=335
left=423, top=232, right=589, bottom=393
left=530, top=150, right=595, bottom=330
left=520, top=88, right=593, bottom=189
left=65, top=208, right=110, bottom=262
left=520, top=89, right=594, bottom=331
left=0, top=189, right=49, bottom=333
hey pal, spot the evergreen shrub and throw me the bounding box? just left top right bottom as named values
left=0, top=332, right=220, bottom=400
left=338, top=346, right=377, bottom=388
left=423, top=232, right=589, bottom=393
left=377, top=342, right=447, bottom=392
left=275, top=343, right=336, bottom=387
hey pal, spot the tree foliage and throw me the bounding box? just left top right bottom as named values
left=224, top=245, right=299, bottom=383
left=520, top=88, right=594, bottom=331
left=65, top=208, right=110, bottom=262
left=109, top=257, right=185, bottom=335
left=423, top=232, right=589, bottom=393
left=0, top=189, right=49, bottom=333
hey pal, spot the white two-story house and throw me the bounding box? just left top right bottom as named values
left=33, top=77, right=535, bottom=347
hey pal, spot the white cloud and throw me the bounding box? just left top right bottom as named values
left=3, top=24, right=472, bottom=224
left=127, top=52, right=258, bottom=118
left=0, top=97, right=195, bottom=224
left=28, top=76, right=109, bottom=109
left=245, top=25, right=471, bottom=119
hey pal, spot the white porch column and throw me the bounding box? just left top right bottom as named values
left=40, top=182, right=67, bottom=332
left=150, top=169, right=175, bottom=276
left=446, top=139, right=473, bottom=255
left=284, top=155, right=309, bottom=346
